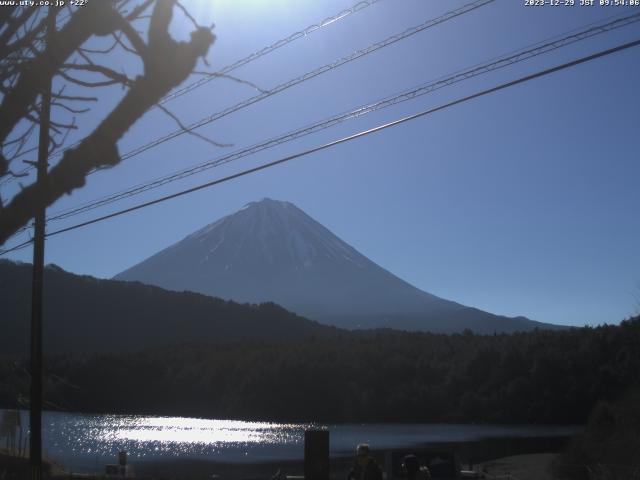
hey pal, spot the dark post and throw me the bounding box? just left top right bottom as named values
left=30, top=7, right=55, bottom=480
left=119, top=451, right=127, bottom=476
left=304, top=429, right=329, bottom=480
left=385, top=450, right=393, bottom=480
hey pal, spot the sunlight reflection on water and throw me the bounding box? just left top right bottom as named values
left=46, top=412, right=316, bottom=467
left=109, top=417, right=308, bottom=445
left=4, top=410, right=581, bottom=474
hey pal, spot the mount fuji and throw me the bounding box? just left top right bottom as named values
left=115, top=198, right=558, bottom=333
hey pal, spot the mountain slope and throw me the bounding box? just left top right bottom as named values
left=0, top=260, right=337, bottom=355
left=115, top=198, right=560, bottom=333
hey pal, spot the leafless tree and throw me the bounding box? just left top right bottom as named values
left=0, top=0, right=216, bottom=245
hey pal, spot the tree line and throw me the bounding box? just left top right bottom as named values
left=1, top=316, right=639, bottom=424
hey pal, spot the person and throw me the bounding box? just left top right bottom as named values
left=402, top=454, right=431, bottom=480
left=347, top=443, right=383, bottom=480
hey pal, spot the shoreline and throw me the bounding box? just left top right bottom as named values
left=49, top=453, right=562, bottom=480
left=3, top=449, right=568, bottom=480
left=54, top=436, right=571, bottom=479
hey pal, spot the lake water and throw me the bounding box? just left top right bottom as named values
left=2, top=410, right=581, bottom=474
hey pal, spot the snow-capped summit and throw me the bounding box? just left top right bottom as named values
left=115, top=198, right=556, bottom=333
left=184, top=198, right=366, bottom=270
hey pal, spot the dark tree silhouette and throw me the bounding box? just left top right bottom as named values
left=0, top=0, right=216, bottom=245
left=1, top=259, right=638, bottom=427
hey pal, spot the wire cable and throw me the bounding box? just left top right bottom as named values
left=0, top=0, right=386, bottom=184
left=2, top=35, right=638, bottom=256
left=160, top=0, right=386, bottom=105
left=111, top=0, right=494, bottom=165
left=0, top=0, right=497, bottom=187
left=40, top=11, right=640, bottom=225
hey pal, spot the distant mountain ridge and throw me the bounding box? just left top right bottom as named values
left=115, top=198, right=561, bottom=333
left=0, top=260, right=337, bottom=355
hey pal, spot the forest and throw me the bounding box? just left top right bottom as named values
left=1, top=316, right=639, bottom=425
left=0, top=260, right=336, bottom=355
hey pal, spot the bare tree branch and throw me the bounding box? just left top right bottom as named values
left=52, top=102, right=90, bottom=114
left=4, top=169, right=30, bottom=179
left=156, top=103, right=232, bottom=148
left=0, top=11, right=47, bottom=60
left=61, top=63, right=134, bottom=86
left=0, top=1, right=122, bottom=144
left=78, top=41, right=120, bottom=55
left=125, top=0, right=156, bottom=21
left=117, top=22, right=147, bottom=57
left=176, top=1, right=201, bottom=29
left=0, top=0, right=216, bottom=244
left=0, top=8, right=37, bottom=52
left=58, top=70, right=124, bottom=88
left=52, top=93, right=98, bottom=102
left=191, top=70, right=267, bottom=93
left=49, top=117, right=76, bottom=155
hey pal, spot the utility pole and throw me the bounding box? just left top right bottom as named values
left=30, top=7, right=55, bottom=480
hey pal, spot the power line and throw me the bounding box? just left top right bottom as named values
left=160, top=0, right=386, bottom=105
left=2, top=0, right=495, bottom=245
left=39, top=11, right=640, bottom=226
left=0, top=0, right=386, bottom=185
left=2, top=35, right=638, bottom=256
left=1, top=0, right=491, bottom=189
left=0, top=237, right=34, bottom=256
left=110, top=0, right=494, bottom=165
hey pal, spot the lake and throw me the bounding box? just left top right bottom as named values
left=1, top=410, right=581, bottom=474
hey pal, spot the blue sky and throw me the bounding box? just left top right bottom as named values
left=2, top=0, right=639, bottom=327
